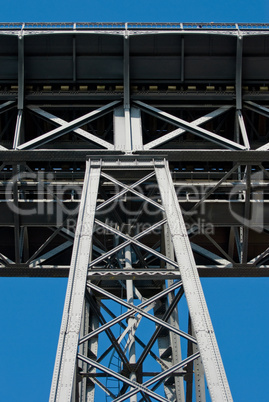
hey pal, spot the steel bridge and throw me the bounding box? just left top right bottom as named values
left=1, top=22, right=269, bottom=401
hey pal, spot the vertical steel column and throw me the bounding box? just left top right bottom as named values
left=50, top=160, right=101, bottom=402
left=123, top=25, right=132, bottom=151
left=193, top=344, right=206, bottom=401
left=18, top=28, right=24, bottom=111
left=12, top=166, right=20, bottom=264
left=79, top=299, right=90, bottom=402
left=131, top=107, right=143, bottom=151
left=125, top=245, right=137, bottom=402
left=72, top=27, right=77, bottom=83
left=191, top=323, right=206, bottom=402
left=13, top=29, right=24, bottom=149
left=79, top=291, right=99, bottom=402
left=155, top=159, right=233, bottom=401
left=180, top=37, right=184, bottom=83
left=164, top=225, right=185, bottom=402
left=155, top=224, right=185, bottom=401
left=236, top=34, right=243, bottom=111
left=124, top=24, right=130, bottom=111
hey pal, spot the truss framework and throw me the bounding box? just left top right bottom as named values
left=1, top=98, right=269, bottom=278
left=49, top=158, right=232, bottom=401
left=0, top=23, right=269, bottom=401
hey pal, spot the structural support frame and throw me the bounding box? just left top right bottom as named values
left=2, top=22, right=269, bottom=402
left=50, top=160, right=101, bottom=401
left=50, top=157, right=233, bottom=402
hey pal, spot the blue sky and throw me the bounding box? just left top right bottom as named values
left=0, top=1, right=269, bottom=401
left=1, top=278, right=269, bottom=401
left=1, top=0, right=269, bottom=23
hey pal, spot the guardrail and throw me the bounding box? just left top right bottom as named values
left=0, top=22, right=269, bottom=30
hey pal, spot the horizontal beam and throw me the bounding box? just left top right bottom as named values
left=1, top=150, right=269, bottom=163
left=0, top=265, right=268, bottom=277
left=1, top=200, right=269, bottom=227
left=14, top=92, right=263, bottom=103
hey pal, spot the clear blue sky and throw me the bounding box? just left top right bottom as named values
left=0, top=1, right=269, bottom=401
left=0, top=0, right=268, bottom=23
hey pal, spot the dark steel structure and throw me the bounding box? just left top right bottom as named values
left=1, top=22, right=269, bottom=401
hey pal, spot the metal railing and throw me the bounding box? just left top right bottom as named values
left=0, top=22, right=269, bottom=31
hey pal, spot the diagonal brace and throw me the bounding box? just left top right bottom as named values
left=135, top=100, right=246, bottom=150
left=97, top=171, right=156, bottom=212
left=89, top=218, right=168, bottom=267
left=77, top=354, right=169, bottom=402
left=94, top=218, right=178, bottom=268
left=144, top=105, right=233, bottom=150
left=113, top=352, right=200, bottom=402
left=18, top=100, right=120, bottom=150
left=79, top=281, right=189, bottom=345
left=101, top=171, right=164, bottom=211
left=86, top=282, right=196, bottom=344
left=27, top=106, right=114, bottom=150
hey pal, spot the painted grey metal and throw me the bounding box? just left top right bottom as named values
left=236, top=36, right=243, bottom=110
left=155, top=159, right=233, bottom=401
left=99, top=171, right=165, bottom=211
left=193, top=342, right=206, bottom=402
left=1, top=149, right=269, bottom=163
left=79, top=280, right=185, bottom=344
left=237, top=110, right=250, bottom=149
left=135, top=101, right=246, bottom=150
left=49, top=160, right=101, bottom=401
left=86, top=281, right=196, bottom=344
left=17, top=35, right=24, bottom=110
left=1, top=21, right=269, bottom=31
left=144, top=106, right=233, bottom=150
left=110, top=352, right=201, bottom=402
left=77, top=354, right=170, bottom=402
left=45, top=157, right=231, bottom=400
left=79, top=293, right=99, bottom=402
left=164, top=225, right=185, bottom=402
left=29, top=241, right=72, bottom=268
left=18, top=101, right=119, bottom=150
left=28, top=106, right=114, bottom=150
left=113, top=106, right=128, bottom=151
left=13, top=110, right=23, bottom=149
left=245, top=101, right=269, bottom=119
left=180, top=37, right=184, bottom=82
left=125, top=246, right=137, bottom=402
left=131, top=107, right=143, bottom=150
left=0, top=101, right=16, bottom=114
left=123, top=26, right=130, bottom=110
left=191, top=243, right=232, bottom=267
left=96, top=170, right=156, bottom=212
left=12, top=167, right=20, bottom=264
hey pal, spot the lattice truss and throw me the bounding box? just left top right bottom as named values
left=1, top=99, right=269, bottom=274
left=1, top=98, right=269, bottom=152
left=48, top=158, right=232, bottom=401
